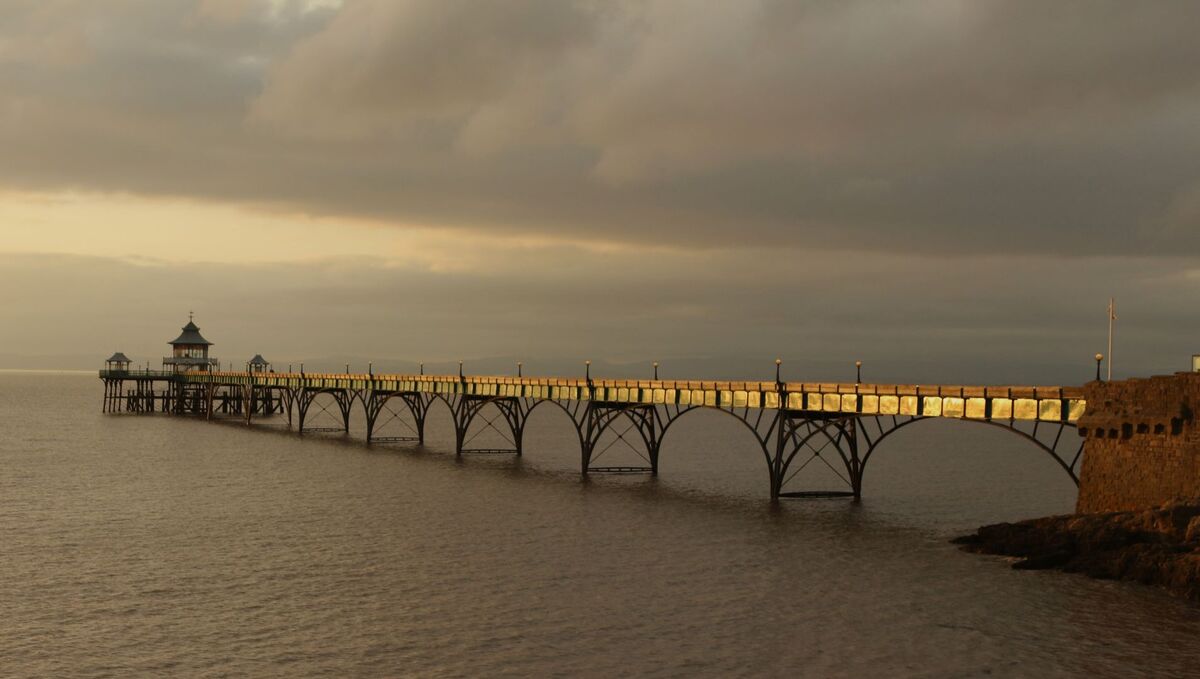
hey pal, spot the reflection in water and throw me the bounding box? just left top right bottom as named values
left=2, top=372, right=1197, bottom=677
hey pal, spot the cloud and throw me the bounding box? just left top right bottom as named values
left=0, top=0, right=1198, bottom=256
left=251, top=0, right=594, bottom=140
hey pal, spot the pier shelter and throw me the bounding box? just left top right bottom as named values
left=164, top=316, right=218, bottom=374
left=104, top=352, right=132, bottom=374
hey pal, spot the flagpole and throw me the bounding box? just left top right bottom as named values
left=1107, top=297, right=1115, bottom=381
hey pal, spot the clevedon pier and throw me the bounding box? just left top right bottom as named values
left=101, top=317, right=1093, bottom=501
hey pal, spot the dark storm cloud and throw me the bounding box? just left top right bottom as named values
left=2, top=0, right=1199, bottom=254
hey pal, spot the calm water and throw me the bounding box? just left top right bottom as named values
left=2, top=372, right=1199, bottom=678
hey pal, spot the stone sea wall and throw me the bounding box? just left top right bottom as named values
left=1076, top=373, right=1200, bottom=514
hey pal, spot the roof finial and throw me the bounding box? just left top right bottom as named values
left=189, top=310, right=194, bottom=323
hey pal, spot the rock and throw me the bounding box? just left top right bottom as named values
left=955, top=503, right=1200, bottom=602
left=1013, top=550, right=1074, bottom=570
left=1186, top=516, right=1200, bottom=544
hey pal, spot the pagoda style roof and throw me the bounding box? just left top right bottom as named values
left=248, top=354, right=269, bottom=366
left=107, top=352, right=131, bottom=363
left=169, top=321, right=213, bottom=346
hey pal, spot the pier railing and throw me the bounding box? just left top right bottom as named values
left=99, top=369, right=177, bottom=379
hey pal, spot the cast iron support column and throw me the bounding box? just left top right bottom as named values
left=245, top=383, right=254, bottom=426
left=339, top=390, right=352, bottom=434
left=297, top=388, right=309, bottom=435
left=846, top=417, right=863, bottom=500
left=581, top=402, right=596, bottom=476
left=770, top=359, right=786, bottom=500
left=581, top=361, right=595, bottom=476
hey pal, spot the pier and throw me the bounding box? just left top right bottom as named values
left=100, top=318, right=1092, bottom=501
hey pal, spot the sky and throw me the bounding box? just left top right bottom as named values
left=2, top=0, right=1199, bottom=383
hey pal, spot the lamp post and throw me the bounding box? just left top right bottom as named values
left=1095, top=353, right=1104, bottom=382
left=653, top=361, right=659, bottom=380
left=585, top=360, right=592, bottom=382
left=775, top=358, right=782, bottom=385
left=855, top=360, right=862, bottom=384
left=517, top=361, right=523, bottom=377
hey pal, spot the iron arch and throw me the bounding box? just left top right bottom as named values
left=775, top=417, right=858, bottom=496
left=656, top=405, right=776, bottom=478
left=297, top=388, right=353, bottom=433
left=855, top=416, right=1082, bottom=490
left=523, top=398, right=587, bottom=453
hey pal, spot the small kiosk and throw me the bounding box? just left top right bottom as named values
left=248, top=355, right=271, bottom=373
left=104, top=352, right=132, bottom=374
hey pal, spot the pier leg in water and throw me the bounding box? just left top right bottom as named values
left=847, top=417, right=863, bottom=501
left=581, top=402, right=596, bottom=476
left=296, top=388, right=311, bottom=435
left=338, top=390, right=352, bottom=434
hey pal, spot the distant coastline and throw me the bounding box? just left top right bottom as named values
left=0, top=368, right=97, bottom=374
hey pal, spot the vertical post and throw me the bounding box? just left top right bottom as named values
left=772, top=410, right=786, bottom=500
left=453, top=400, right=466, bottom=456
left=297, top=390, right=308, bottom=435
left=847, top=417, right=863, bottom=500
left=365, top=393, right=376, bottom=444
left=413, top=395, right=428, bottom=445
left=771, top=359, right=785, bottom=500
left=647, top=418, right=661, bottom=476
left=513, top=416, right=525, bottom=456
left=365, top=363, right=375, bottom=442
left=340, top=391, right=351, bottom=433
left=1107, top=297, right=1115, bottom=381
left=245, top=383, right=254, bottom=426
left=653, top=362, right=659, bottom=380
left=581, top=402, right=595, bottom=476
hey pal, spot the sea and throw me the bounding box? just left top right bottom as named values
left=2, top=371, right=1198, bottom=678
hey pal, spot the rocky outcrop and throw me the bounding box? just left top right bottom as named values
left=953, top=504, right=1200, bottom=601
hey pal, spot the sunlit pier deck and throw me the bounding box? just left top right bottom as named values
left=171, top=370, right=1086, bottom=422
